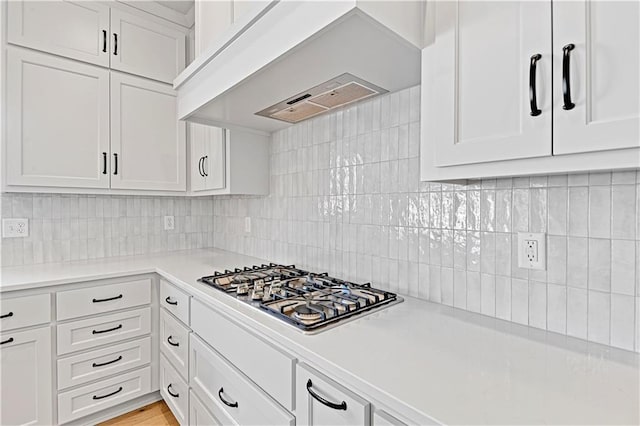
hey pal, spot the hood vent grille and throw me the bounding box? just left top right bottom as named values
left=256, top=73, right=387, bottom=124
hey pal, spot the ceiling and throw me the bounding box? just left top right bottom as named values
left=156, top=0, right=194, bottom=15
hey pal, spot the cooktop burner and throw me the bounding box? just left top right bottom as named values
left=198, top=263, right=401, bottom=333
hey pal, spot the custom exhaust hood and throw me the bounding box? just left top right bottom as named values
left=175, top=1, right=424, bottom=133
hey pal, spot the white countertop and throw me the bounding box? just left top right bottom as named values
left=2, top=248, right=639, bottom=425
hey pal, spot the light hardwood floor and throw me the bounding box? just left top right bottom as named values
left=98, top=401, right=178, bottom=426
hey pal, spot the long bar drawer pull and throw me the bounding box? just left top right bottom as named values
left=529, top=53, right=542, bottom=116
left=92, top=324, right=123, bottom=334
left=92, top=355, right=123, bottom=368
left=218, top=387, right=238, bottom=408
left=165, top=297, right=178, bottom=306
left=93, top=294, right=123, bottom=303
left=0, top=312, right=13, bottom=319
left=167, top=336, right=179, bottom=347
left=167, top=384, right=179, bottom=398
left=93, top=386, right=122, bottom=400
left=1, top=337, right=14, bottom=345
left=306, top=379, right=347, bottom=410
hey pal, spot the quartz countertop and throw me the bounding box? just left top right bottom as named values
left=2, top=248, right=638, bottom=425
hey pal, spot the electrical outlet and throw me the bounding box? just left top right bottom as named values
left=517, top=232, right=546, bottom=270
left=164, top=215, right=175, bottom=231
left=244, top=217, right=251, bottom=233
left=2, top=218, right=29, bottom=238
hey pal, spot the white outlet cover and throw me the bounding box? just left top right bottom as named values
left=517, top=232, right=546, bottom=270
left=2, top=218, right=29, bottom=238
left=164, top=216, right=175, bottom=231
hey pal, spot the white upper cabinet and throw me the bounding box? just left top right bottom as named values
left=426, top=1, right=552, bottom=167
left=553, top=0, right=640, bottom=155
left=421, top=0, right=640, bottom=181
left=6, top=47, right=111, bottom=189
left=7, top=0, right=110, bottom=67
left=110, top=9, right=186, bottom=84
left=110, top=72, right=186, bottom=191
left=189, top=123, right=225, bottom=192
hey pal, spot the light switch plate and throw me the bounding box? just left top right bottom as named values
left=2, top=218, right=29, bottom=238
left=517, top=232, right=546, bottom=270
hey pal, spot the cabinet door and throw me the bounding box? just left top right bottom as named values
left=7, top=0, right=110, bottom=67
left=553, top=1, right=640, bottom=155
left=204, top=127, right=226, bottom=191
left=0, top=326, right=53, bottom=426
left=189, top=123, right=207, bottom=192
left=110, top=9, right=186, bottom=84
left=110, top=72, right=186, bottom=191
left=195, top=1, right=232, bottom=56
left=296, top=363, right=370, bottom=426
left=424, top=1, right=552, bottom=166
left=6, top=47, right=110, bottom=189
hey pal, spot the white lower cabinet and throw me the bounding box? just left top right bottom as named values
left=160, top=354, right=190, bottom=425
left=190, top=389, right=233, bottom=426
left=0, top=326, right=53, bottom=426
left=57, top=366, right=152, bottom=423
left=296, top=363, right=371, bottom=426
left=190, top=333, right=295, bottom=426
left=160, top=309, right=191, bottom=381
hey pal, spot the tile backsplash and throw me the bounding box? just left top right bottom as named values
left=212, top=85, right=640, bottom=352
left=1, top=195, right=214, bottom=265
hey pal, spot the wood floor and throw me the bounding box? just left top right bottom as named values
left=98, top=401, right=178, bottom=426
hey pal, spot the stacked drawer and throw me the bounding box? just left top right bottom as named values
left=159, top=280, right=192, bottom=425
left=55, top=277, right=153, bottom=424
left=190, top=299, right=296, bottom=426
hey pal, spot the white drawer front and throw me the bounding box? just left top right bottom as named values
left=160, top=280, right=190, bottom=325
left=191, top=299, right=296, bottom=410
left=57, top=278, right=151, bottom=320
left=58, top=366, right=151, bottom=424
left=190, top=334, right=294, bottom=426
left=160, top=309, right=190, bottom=381
left=160, top=354, right=189, bottom=425
left=190, top=390, right=233, bottom=426
left=0, top=293, right=51, bottom=332
left=296, top=363, right=370, bottom=426
left=57, top=307, right=151, bottom=355
left=57, top=336, right=151, bottom=390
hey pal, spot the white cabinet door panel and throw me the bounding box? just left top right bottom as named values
left=205, top=128, right=226, bottom=190
left=425, top=1, right=552, bottom=166
left=110, top=72, right=186, bottom=191
left=7, top=0, right=110, bottom=67
left=296, top=363, right=370, bottom=426
left=0, top=326, right=53, bottom=426
left=6, top=47, right=110, bottom=188
left=553, top=0, right=640, bottom=155
left=110, top=9, right=186, bottom=84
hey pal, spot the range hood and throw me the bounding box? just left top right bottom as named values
left=175, top=1, right=424, bottom=133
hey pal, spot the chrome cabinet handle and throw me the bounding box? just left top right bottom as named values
left=92, top=355, right=122, bottom=368
left=529, top=54, right=542, bottom=116
left=167, top=384, right=179, bottom=398
left=562, top=43, right=576, bottom=110
left=93, top=386, right=122, bottom=400
left=93, top=294, right=122, bottom=303
left=218, top=387, right=238, bottom=408
left=306, top=379, right=347, bottom=410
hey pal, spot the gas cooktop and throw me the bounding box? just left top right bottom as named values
left=198, top=264, right=401, bottom=333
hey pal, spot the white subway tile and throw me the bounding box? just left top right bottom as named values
left=610, top=294, right=635, bottom=351
left=588, top=291, right=610, bottom=345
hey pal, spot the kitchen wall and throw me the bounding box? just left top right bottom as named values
left=212, top=85, right=640, bottom=352
left=0, top=194, right=214, bottom=266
